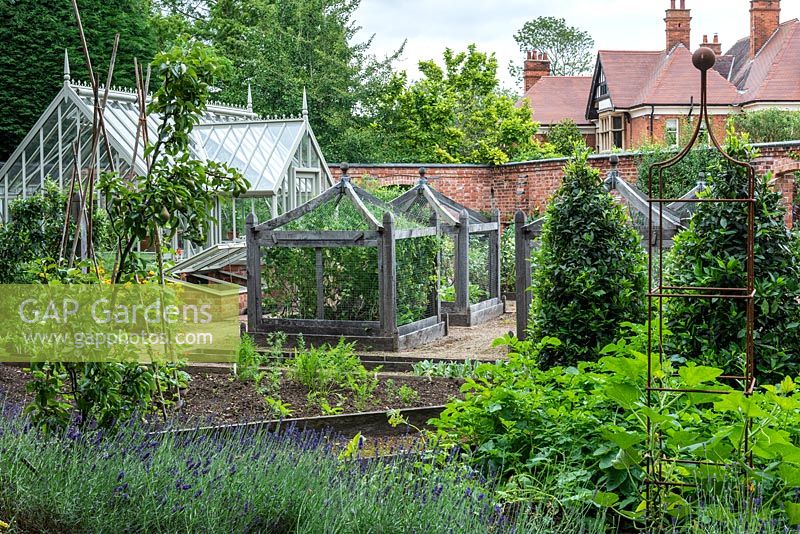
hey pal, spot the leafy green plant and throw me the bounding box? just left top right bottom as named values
left=0, top=181, right=111, bottom=283
left=664, top=131, right=800, bottom=381
left=234, top=334, right=260, bottom=382
left=547, top=119, right=588, bottom=156
left=289, top=339, right=377, bottom=399
left=396, top=384, right=419, bottom=405
left=731, top=108, right=800, bottom=144
left=412, top=359, right=483, bottom=380
left=234, top=332, right=286, bottom=387
left=264, top=396, right=292, bottom=419
left=434, top=323, right=800, bottom=528
left=529, top=146, right=646, bottom=367
left=500, top=224, right=518, bottom=295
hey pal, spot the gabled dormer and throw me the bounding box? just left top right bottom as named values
left=586, top=57, right=611, bottom=121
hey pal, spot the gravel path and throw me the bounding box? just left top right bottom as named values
left=364, top=302, right=516, bottom=361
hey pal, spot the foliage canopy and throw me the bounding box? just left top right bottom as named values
left=371, top=45, right=556, bottom=165
left=154, top=0, right=402, bottom=164
left=0, top=0, right=156, bottom=159
left=512, top=16, right=595, bottom=79
left=731, top=109, right=800, bottom=144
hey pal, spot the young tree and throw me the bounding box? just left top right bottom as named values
left=529, top=147, right=647, bottom=367
left=373, top=45, right=556, bottom=164
left=512, top=16, right=595, bottom=78
left=547, top=119, right=587, bottom=157
left=664, top=132, right=800, bottom=382
left=0, top=0, right=156, bottom=158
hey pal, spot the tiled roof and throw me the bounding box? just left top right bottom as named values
left=730, top=19, right=800, bottom=103
left=598, top=45, right=739, bottom=109
left=712, top=55, right=735, bottom=80
left=519, top=76, right=594, bottom=126
left=596, top=50, right=663, bottom=108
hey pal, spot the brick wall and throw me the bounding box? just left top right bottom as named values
left=628, top=115, right=728, bottom=148
left=335, top=141, right=800, bottom=226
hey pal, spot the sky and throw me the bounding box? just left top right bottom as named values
left=353, top=0, right=800, bottom=91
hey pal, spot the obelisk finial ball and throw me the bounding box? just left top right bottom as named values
left=692, top=47, right=716, bottom=72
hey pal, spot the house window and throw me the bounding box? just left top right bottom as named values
left=612, top=116, right=624, bottom=149
left=665, top=119, right=679, bottom=146
left=596, top=71, right=608, bottom=98
left=597, top=114, right=625, bottom=152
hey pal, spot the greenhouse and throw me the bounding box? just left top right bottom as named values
left=246, top=167, right=446, bottom=351
left=392, top=169, right=503, bottom=326
left=0, top=51, right=332, bottom=257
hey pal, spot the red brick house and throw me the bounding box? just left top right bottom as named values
left=520, top=0, right=800, bottom=152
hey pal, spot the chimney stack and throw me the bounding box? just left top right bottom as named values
left=750, top=0, right=781, bottom=58
left=523, top=50, right=551, bottom=93
left=665, top=0, right=692, bottom=51
left=701, top=33, right=722, bottom=55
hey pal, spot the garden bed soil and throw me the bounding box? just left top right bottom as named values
left=0, top=365, right=463, bottom=426
left=179, top=372, right=463, bottom=424
left=0, top=365, right=31, bottom=406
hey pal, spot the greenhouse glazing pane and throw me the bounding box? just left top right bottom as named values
left=196, top=121, right=304, bottom=194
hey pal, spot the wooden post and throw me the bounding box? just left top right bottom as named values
left=515, top=210, right=531, bottom=340
left=246, top=212, right=262, bottom=333
left=489, top=209, right=501, bottom=300
left=315, top=248, right=325, bottom=319
left=380, top=211, right=397, bottom=338
left=433, top=213, right=442, bottom=322
left=455, top=210, right=470, bottom=313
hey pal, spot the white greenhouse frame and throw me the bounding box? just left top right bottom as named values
left=0, top=50, right=332, bottom=258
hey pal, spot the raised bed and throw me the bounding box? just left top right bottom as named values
left=0, top=365, right=461, bottom=436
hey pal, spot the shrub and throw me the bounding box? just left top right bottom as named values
left=0, top=413, right=597, bottom=533
left=0, top=181, right=111, bottom=283
left=731, top=108, right=800, bottom=144
left=528, top=147, right=646, bottom=366
left=547, top=119, right=587, bottom=157
left=664, top=132, right=800, bottom=381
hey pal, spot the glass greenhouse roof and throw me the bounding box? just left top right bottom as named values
left=195, top=120, right=307, bottom=195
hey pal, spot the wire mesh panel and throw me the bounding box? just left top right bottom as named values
left=391, top=175, right=502, bottom=327
left=395, top=235, right=439, bottom=326
left=439, top=234, right=457, bottom=303
left=468, top=232, right=491, bottom=305
left=261, top=247, right=318, bottom=319
left=260, top=246, right=379, bottom=321
left=322, top=247, right=379, bottom=321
